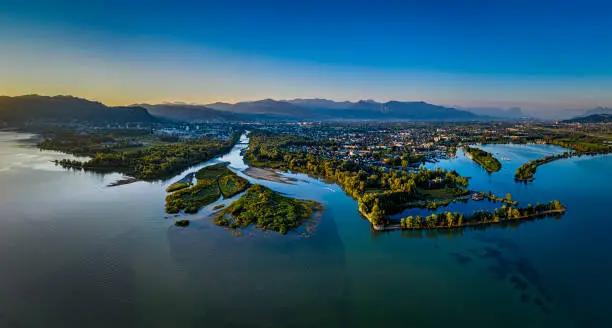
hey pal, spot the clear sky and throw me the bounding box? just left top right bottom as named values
left=1, top=0, right=611, bottom=110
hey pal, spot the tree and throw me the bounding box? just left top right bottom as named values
left=406, top=216, right=413, bottom=228
left=446, top=212, right=454, bottom=228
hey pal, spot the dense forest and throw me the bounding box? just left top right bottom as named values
left=463, top=146, right=502, bottom=172
left=39, top=128, right=151, bottom=156
left=56, top=133, right=240, bottom=180
left=544, top=135, right=612, bottom=154
left=214, top=184, right=322, bottom=234
left=244, top=131, right=469, bottom=225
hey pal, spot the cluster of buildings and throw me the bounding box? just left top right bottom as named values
left=253, top=122, right=535, bottom=171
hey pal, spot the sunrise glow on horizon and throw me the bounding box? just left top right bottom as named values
left=1, top=0, right=611, bottom=110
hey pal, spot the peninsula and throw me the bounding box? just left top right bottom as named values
left=463, top=146, right=502, bottom=172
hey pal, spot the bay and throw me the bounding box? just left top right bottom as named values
left=0, top=131, right=610, bottom=327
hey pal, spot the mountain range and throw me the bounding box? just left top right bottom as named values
left=2, top=94, right=608, bottom=124
left=0, top=95, right=156, bottom=124
left=457, top=106, right=527, bottom=119
left=562, top=113, right=612, bottom=123
left=143, top=98, right=480, bottom=122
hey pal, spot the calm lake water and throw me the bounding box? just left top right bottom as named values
left=1, top=131, right=611, bottom=328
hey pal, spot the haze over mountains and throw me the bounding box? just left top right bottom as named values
left=0, top=95, right=609, bottom=124
left=562, top=113, right=612, bottom=123
left=456, top=106, right=526, bottom=119
left=143, top=98, right=481, bottom=121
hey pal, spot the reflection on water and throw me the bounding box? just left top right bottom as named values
left=0, top=131, right=611, bottom=327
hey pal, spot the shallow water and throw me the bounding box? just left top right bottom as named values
left=0, top=131, right=610, bottom=327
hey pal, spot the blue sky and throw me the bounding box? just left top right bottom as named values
left=1, top=0, right=611, bottom=110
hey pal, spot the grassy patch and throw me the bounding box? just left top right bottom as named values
left=165, top=163, right=250, bottom=214
left=166, top=181, right=190, bottom=193
left=165, top=180, right=220, bottom=214
left=195, top=163, right=229, bottom=181
left=418, top=187, right=462, bottom=200
left=218, top=174, right=250, bottom=197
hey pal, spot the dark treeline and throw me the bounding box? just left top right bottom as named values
left=245, top=131, right=469, bottom=225
left=464, top=146, right=502, bottom=172
left=514, top=152, right=574, bottom=181
left=514, top=137, right=612, bottom=181
left=57, top=133, right=241, bottom=180
left=39, top=128, right=150, bottom=156
left=544, top=135, right=612, bottom=154
left=398, top=200, right=565, bottom=230
left=513, top=132, right=612, bottom=181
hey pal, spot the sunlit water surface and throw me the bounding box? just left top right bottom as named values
left=0, top=131, right=610, bottom=327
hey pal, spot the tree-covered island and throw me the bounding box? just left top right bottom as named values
left=463, top=146, right=502, bottom=172
left=45, top=128, right=241, bottom=180
left=395, top=200, right=565, bottom=231
left=165, top=163, right=250, bottom=214
left=214, top=184, right=323, bottom=235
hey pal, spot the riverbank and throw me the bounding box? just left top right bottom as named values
left=243, top=166, right=298, bottom=184
left=515, top=152, right=574, bottom=181
left=107, top=177, right=139, bottom=187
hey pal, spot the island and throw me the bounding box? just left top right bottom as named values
left=49, top=129, right=241, bottom=180
left=394, top=200, right=565, bottom=231
left=174, top=219, right=190, bottom=227
left=213, top=184, right=323, bottom=235
left=242, top=130, right=572, bottom=231
left=463, top=146, right=502, bottom=172
left=165, top=163, right=250, bottom=214
left=33, top=118, right=612, bottom=234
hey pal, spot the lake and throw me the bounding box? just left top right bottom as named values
left=0, top=131, right=610, bottom=327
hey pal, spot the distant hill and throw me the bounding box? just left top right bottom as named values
left=206, top=99, right=311, bottom=119
left=540, top=107, right=612, bottom=120
left=139, top=103, right=242, bottom=122
left=381, top=101, right=477, bottom=120
left=205, top=102, right=235, bottom=111
left=585, top=107, right=612, bottom=116
left=461, top=106, right=526, bottom=119
left=0, top=95, right=156, bottom=124
left=205, top=98, right=479, bottom=121
left=286, top=98, right=354, bottom=110
left=350, top=100, right=384, bottom=111
left=562, top=113, right=612, bottom=123
left=0, top=95, right=484, bottom=124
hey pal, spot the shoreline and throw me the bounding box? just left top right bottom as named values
left=243, top=167, right=298, bottom=184
left=372, top=209, right=566, bottom=231
left=107, top=177, right=139, bottom=187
